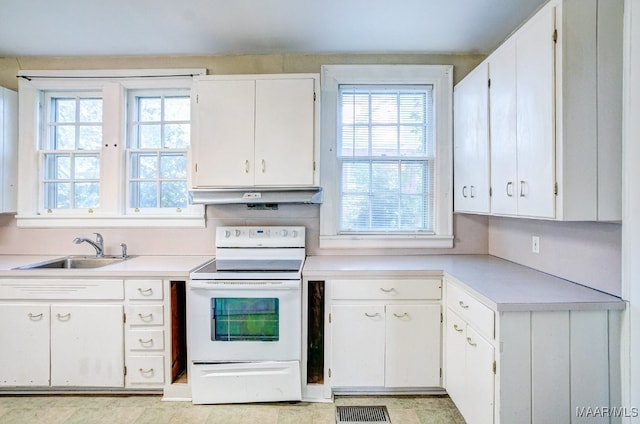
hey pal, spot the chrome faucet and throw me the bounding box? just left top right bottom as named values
left=73, top=233, right=104, bottom=257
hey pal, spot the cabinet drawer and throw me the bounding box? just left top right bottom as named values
left=126, top=355, right=165, bottom=384
left=127, top=305, right=164, bottom=326
left=0, top=279, right=124, bottom=300
left=125, top=280, right=163, bottom=300
left=447, top=283, right=494, bottom=339
left=332, top=279, right=441, bottom=300
left=126, top=329, right=164, bottom=351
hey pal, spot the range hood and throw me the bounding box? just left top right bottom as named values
left=189, top=187, right=323, bottom=205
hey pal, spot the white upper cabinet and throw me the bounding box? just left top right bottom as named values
left=190, top=74, right=319, bottom=188
left=458, top=0, right=623, bottom=221
left=488, top=39, right=518, bottom=216
left=453, top=62, right=490, bottom=214
left=489, top=7, right=556, bottom=219
left=0, top=87, right=17, bottom=214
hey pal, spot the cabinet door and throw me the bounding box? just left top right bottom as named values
left=254, top=78, right=316, bottom=186
left=385, top=304, right=441, bottom=387
left=465, top=326, right=495, bottom=424
left=330, top=304, right=385, bottom=387
left=192, top=79, right=255, bottom=187
left=444, top=310, right=468, bottom=415
left=489, top=39, right=518, bottom=216
left=515, top=4, right=556, bottom=218
left=454, top=62, right=490, bottom=214
left=50, top=304, right=124, bottom=387
left=0, top=304, right=50, bottom=386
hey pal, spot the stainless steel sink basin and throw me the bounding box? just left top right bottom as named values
left=15, top=255, right=132, bottom=270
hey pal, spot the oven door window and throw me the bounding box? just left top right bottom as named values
left=212, top=298, right=279, bottom=341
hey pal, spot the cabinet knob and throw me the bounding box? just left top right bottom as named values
left=506, top=182, right=514, bottom=197
left=520, top=181, right=527, bottom=197
left=138, top=368, right=155, bottom=376
left=137, top=288, right=153, bottom=296
left=138, top=313, right=154, bottom=322
left=56, top=313, right=71, bottom=321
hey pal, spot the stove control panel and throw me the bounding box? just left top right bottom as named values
left=216, top=226, right=305, bottom=248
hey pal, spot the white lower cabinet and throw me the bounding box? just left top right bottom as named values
left=0, top=304, right=50, bottom=386
left=50, top=304, right=124, bottom=387
left=0, top=279, right=125, bottom=388
left=124, top=279, right=166, bottom=388
left=445, top=309, right=494, bottom=424
left=0, top=277, right=175, bottom=392
left=329, top=278, right=441, bottom=390
left=444, top=279, right=621, bottom=424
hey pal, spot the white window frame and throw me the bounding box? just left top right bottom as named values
left=125, top=88, right=191, bottom=215
left=319, top=65, right=453, bottom=249
left=16, top=69, right=206, bottom=228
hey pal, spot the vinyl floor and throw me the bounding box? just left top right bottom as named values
left=0, top=394, right=466, bottom=424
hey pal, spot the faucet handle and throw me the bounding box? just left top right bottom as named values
left=93, top=233, right=103, bottom=245
left=120, top=243, right=127, bottom=259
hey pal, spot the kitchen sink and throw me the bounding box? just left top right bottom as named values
left=14, top=255, right=133, bottom=270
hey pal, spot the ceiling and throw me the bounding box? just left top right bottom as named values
left=0, top=0, right=548, bottom=57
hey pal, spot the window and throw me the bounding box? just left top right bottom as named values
left=42, top=94, right=103, bottom=210
left=17, top=69, right=205, bottom=228
left=320, top=65, right=453, bottom=248
left=127, top=91, right=190, bottom=212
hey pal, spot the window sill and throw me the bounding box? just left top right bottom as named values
left=16, top=214, right=206, bottom=229
left=319, top=234, right=454, bottom=249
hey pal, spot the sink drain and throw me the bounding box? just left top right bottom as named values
left=335, top=405, right=391, bottom=423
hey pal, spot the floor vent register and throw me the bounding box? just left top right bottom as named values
left=335, top=405, right=392, bottom=423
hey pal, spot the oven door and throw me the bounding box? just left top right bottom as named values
left=187, top=280, right=301, bottom=362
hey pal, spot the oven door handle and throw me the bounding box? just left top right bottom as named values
left=188, top=281, right=301, bottom=290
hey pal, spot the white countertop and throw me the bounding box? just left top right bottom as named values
left=303, top=254, right=625, bottom=312
left=0, top=255, right=214, bottom=278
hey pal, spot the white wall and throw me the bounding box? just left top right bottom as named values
left=488, top=217, right=622, bottom=296
left=0, top=52, right=490, bottom=258
left=0, top=204, right=488, bottom=257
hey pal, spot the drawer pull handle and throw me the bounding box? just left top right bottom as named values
left=453, top=324, right=463, bottom=332
left=138, top=338, right=154, bottom=347
left=467, top=337, right=477, bottom=347
left=28, top=313, right=43, bottom=320
left=244, top=160, right=250, bottom=173
left=138, top=313, right=154, bottom=322
left=393, top=312, right=409, bottom=319
left=56, top=313, right=71, bottom=321
left=458, top=301, right=469, bottom=309
left=137, top=288, right=153, bottom=296
left=380, top=287, right=395, bottom=293
left=139, top=368, right=155, bottom=376
left=364, top=312, right=380, bottom=318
